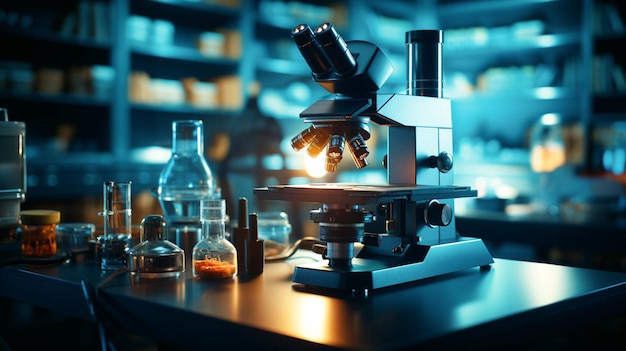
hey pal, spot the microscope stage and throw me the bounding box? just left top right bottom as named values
left=254, top=183, right=476, bottom=205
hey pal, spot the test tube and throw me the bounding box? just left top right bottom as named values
left=99, top=181, right=132, bottom=270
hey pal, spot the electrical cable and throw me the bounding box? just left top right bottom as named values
left=264, top=236, right=324, bottom=262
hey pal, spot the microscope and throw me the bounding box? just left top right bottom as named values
left=254, top=23, right=493, bottom=291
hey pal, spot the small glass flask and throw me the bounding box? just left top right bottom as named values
left=192, top=199, right=237, bottom=279
left=129, top=215, right=184, bottom=279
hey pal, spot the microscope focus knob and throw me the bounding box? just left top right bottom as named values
left=428, top=151, right=453, bottom=173
left=424, top=200, right=452, bottom=227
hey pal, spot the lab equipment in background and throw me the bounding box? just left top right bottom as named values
left=255, top=25, right=493, bottom=291
left=56, top=222, right=95, bottom=256
left=257, top=211, right=291, bottom=256
left=530, top=113, right=566, bottom=173
left=99, top=181, right=132, bottom=270
left=192, top=199, right=237, bottom=279
left=20, top=209, right=60, bottom=258
left=0, top=108, right=26, bottom=243
left=602, top=121, right=626, bottom=175
left=157, top=120, right=217, bottom=269
left=129, top=214, right=184, bottom=279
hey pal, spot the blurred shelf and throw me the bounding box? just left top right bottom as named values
left=130, top=102, right=241, bottom=115
left=255, top=57, right=309, bottom=76
left=444, top=32, right=580, bottom=58
left=26, top=152, right=116, bottom=166
left=0, top=28, right=112, bottom=49
left=439, top=0, right=562, bottom=15
left=451, top=86, right=579, bottom=101
left=132, top=0, right=240, bottom=19
left=0, top=91, right=111, bottom=107
left=131, top=43, right=239, bottom=65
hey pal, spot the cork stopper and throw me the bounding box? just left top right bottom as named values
left=20, top=210, right=61, bottom=225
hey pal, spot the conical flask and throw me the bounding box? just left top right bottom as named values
left=157, top=120, right=216, bottom=228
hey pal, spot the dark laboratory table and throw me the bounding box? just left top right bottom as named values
left=2, top=246, right=626, bottom=351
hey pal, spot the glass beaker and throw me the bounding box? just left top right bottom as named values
left=99, top=181, right=132, bottom=270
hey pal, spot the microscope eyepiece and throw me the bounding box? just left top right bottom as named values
left=314, top=23, right=356, bottom=77
left=291, top=24, right=333, bottom=77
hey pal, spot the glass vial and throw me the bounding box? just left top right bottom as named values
left=99, top=181, right=132, bottom=271
left=192, top=199, right=237, bottom=279
left=20, top=210, right=60, bottom=258
left=129, top=215, right=184, bottom=279
left=157, top=120, right=216, bottom=229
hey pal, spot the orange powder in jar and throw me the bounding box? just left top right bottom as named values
left=20, top=210, right=61, bottom=258
left=193, top=257, right=236, bottom=279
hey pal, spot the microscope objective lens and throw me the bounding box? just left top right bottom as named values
left=290, top=125, right=318, bottom=151
left=306, top=128, right=331, bottom=158
left=327, top=134, right=345, bottom=158
left=347, top=133, right=369, bottom=159
left=346, top=132, right=369, bottom=168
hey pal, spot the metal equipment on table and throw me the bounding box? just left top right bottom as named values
left=255, top=24, right=493, bottom=292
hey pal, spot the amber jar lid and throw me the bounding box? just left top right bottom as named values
left=20, top=210, right=61, bottom=225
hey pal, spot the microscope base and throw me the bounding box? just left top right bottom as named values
left=293, top=236, right=493, bottom=291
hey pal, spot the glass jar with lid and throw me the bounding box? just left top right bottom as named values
left=20, top=209, right=60, bottom=258
left=129, top=214, right=184, bottom=279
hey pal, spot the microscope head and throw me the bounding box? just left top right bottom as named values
left=291, top=23, right=393, bottom=96
left=290, top=23, right=394, bottom=172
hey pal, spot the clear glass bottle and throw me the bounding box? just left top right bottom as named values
left=192, top=199, right=237, bottom=279
left=157, top=120, right=216, bottom=228
left=129, top=215, right=184, bottom=279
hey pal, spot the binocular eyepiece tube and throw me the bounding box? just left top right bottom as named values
left=291, top=23, right=356, bottom=78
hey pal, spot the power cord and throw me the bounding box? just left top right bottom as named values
left=264, top=236, right=324, bottom=261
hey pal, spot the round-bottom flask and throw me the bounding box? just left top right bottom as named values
left=192, top=199, right=237, bottom=279
left=129, top=215, right=184, bottom=278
